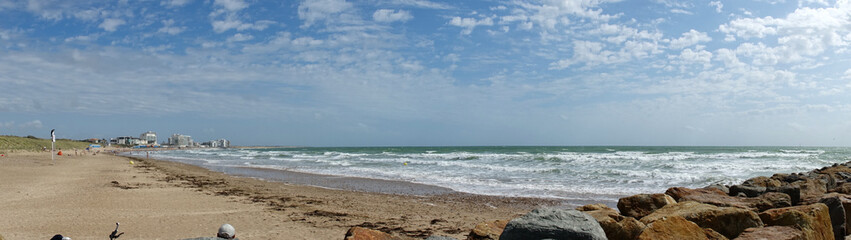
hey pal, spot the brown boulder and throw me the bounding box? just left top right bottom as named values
left=580, top=204, right=646, bottom=240
left=792, top=178, right=828, bottom=204
left=576, top=203, right=613, bottom=211
left=345, top=227, right=406, bottom=240
left=466, top=220, right=509, bottom=240
left=733, top=226, right=804, bottom=240
left=666, top=187, right=728, bottom=202
left=744, top=176, right=783, bottom=188
left=637, top=216, right=728, bottom=240
left=618, top=193, right=677, bottom=219
left=669, top=187, right=789, bottom=212
left=829, top=182, right=851, bottom=194
left=759, top=203, right=834, bottom=240
left=641, top=201, right=763, bottom=239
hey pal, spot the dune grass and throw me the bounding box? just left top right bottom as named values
left=0, top=135, right=93, bottom=153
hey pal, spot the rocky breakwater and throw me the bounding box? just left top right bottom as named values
left=344, top=161, right=851, bottom=240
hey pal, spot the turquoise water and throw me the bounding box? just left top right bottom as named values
left=149, top=146, right=851, bottom=203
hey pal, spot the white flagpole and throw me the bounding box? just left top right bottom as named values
left=51, top=129, right=55, bottom=162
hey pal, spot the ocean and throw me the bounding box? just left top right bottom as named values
left=142, top=146, right=851, bottom=204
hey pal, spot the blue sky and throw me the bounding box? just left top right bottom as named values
left=1, top=0, right=851, bottom=146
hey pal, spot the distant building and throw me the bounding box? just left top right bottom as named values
left=168, top=134, right=193, bottom=147
left=207, top=139, right=230, bottom=148
left=140, top=131, right=157, bottom=145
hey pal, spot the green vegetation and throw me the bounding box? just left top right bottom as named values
left=0, top=135, right=92, bottom=152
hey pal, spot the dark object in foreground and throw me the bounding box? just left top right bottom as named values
left=109, top=222, right=123, bottom=240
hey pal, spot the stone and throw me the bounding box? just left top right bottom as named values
left=729, top=185, right=767, bottom=198
left=581, top=206, right=646, bottom=240
left=759, top=203, right=834, bottom=240
left=669, top=187, right=787, bottom=212
left=500, top=208, right=607, bottom=240
left=666, top=187, right=728, bottom=202
left=820, top=194, right=848, bottom=240
left=640, top=201, right=763, bottom=239
left=744, top=176, right=783, bottom=188
left=707, top=184, right=731, bottom=195
left=466, top=219, right=509, bottom=240
left=704, top=228, right=729, bottom=240
left=830, top=182, right=851, bottom=194
left=617, top=193, right=677, bottom=219
left=577, top=203, right=614, bottom=211
left=637, top=216, right=725, bottom=240
left=344, top=227, right=405, bottom=240
left=426, top=236, right=458, bottom=240
left=767, top=185, right=801, bottom=206
left=792, top=178, right=828, bottom=204
left=733, top=226, right=804, bottom=240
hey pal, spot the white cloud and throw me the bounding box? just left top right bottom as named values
left=213, top=0, right=247, bottom=12
left=212, top=17, right=275, bottom=33
left=162, top=0, right=192, bottom=7
left=675, top=48, right=713, bottom=68
left=709, top=1, right=723, bottom=13
left=99, top=18, right=126, bottom=32
left=158, top=19, right=186, bottom=35
left=380, top=0, right=451, bottom=9
left=19, top=120, right=43, bottom=129
left=298, top=0, right=353, bottom=28
left=373, top=9, right=412, bottom=23
left=448, top=16, right=493, bottom=35
left=843, top=69, right=851, bottom=79
left=719, top=17, right=779, bottom=40
left=227, top=33, right=253, bottom=42
left=669, top=29, right=711, bottom=49
left=670, top=9, right=693, bottom=15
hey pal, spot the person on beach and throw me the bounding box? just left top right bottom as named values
left=50, top=234, right=71, bottom=240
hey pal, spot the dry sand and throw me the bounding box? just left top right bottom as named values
left=0, top=150, right=556, bottom=239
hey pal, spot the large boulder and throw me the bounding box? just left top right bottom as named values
left=729, top=185, right=767, bottom=198
left=666, top=187, right=728, bottom=202
left=579, top=204, right=646, bottom=240
left=759, top=203, right=834, bottom=240
left=426, top=236, right=458, bottom=240
left=499, top=208, right=607, bottom=240
left=637, top=216, right=727, bottom=240
left=617, top=193, right=677, bottom=219
left=344, top=227, right=406, bottom=240
left=792, top=178, right=828, bottom=204
left=820, top=194, right=848, bottom=240
left=830, top=182, right=851, bottom=195
left=668, top=187, right=788, bottom=212
left=466, top=219, right=509, bottom=240
left=733, top=226, right=804, bottom=240
left=743, top=176, right=783, bottom=188
left=767, top=185, right=801, bottom=206
left=640, top=201, right=763, bottom=239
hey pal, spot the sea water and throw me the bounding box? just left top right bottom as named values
left=146, top=146, right=851, bottom=203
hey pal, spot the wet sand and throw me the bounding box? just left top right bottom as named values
left=0, top=151, right=557, bottom=239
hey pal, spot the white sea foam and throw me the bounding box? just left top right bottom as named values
left=150, top=147, right=848, bottom=202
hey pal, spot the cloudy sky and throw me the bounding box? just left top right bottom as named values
left=1, top=0, right=850, bottom=146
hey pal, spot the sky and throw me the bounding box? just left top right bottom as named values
left=1, top=0, right=851, bottom=147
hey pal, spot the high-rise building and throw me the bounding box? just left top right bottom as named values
left=140, top=131, right=157, bottom=145
left=168, top=134, right=193, bottom=147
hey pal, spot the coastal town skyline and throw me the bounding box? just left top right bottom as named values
left=2, top=0, right=851, bottom=147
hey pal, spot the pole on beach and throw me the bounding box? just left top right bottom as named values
left=51, top=129, right=55, bottom=162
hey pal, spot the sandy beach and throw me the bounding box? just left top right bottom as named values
left=0, top=150, right=554, bottom=239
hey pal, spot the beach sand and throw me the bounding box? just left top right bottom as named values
left=0, top=151, right=555, bottom=239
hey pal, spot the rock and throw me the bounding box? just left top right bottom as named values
left=792, top=178, right=828, bottom=204
left=666, top=187, right=728, bottom=202
left=344, top=227, right=405, bottom=240
left=744, top=176, right=783, bottom=188
left=577, top=203, right=613, bottom=211
left=426, top=236, right=458, bottom=240
left=820, top=194, right=848, bottom=239
left=637, top=216, right=727, bottom=240
left=733, top=226, right=804, bottom=240
left=617, top=193, right=677, bottom=219
left=707, top=184, right=731, bottom=195
left=668, top=187, right=786, bottom=212
left=767, top=185, right=801, bottom=206
left=580, top=205, right=646, bottom=240
left=729, top=185, right=767, bottom=198
left=640, top=201, right=763, bottom=239
left=759, top=203, right=834, bottom=240
left=704, top=228, right=729, bottom=240
left=466, top=219, right=509, bottom=240
left=500, top=208, right=607, bottom=240
left=830, top=182, right=851, bottom=194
